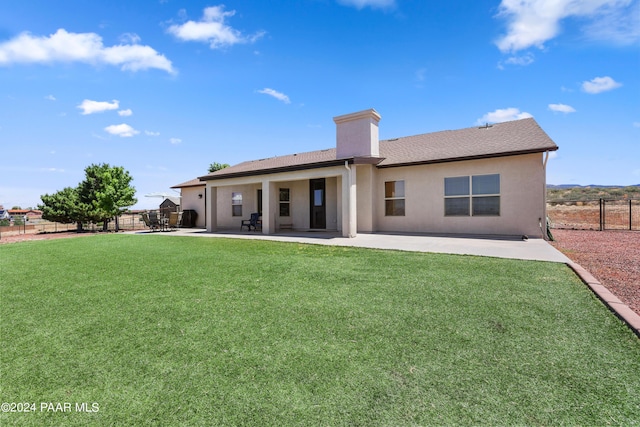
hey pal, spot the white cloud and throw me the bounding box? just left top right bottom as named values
left=169, top=138, right=182, bottom=144
left=337, top=0, right=396, bottom=9
left=476, top=108, right=533, bottom=125
left=495, top=0, right=637, bottom=53
left=45, top=94, right=56, bottom=101
left=548, top=103, right=576, bottom=113
left=118, top=109, right=132, bottom=117
left=498, top=52, right=535, bottom=68
left=145, top=130, right=160, bottom=136
left=581, top=76, right=622, bottom=93
left=119, top=33, right=141, bottom=44
left=633, top=122, right=640, bottom=128
left=257, top=88, right=290, bottom=104
left=78, top=99, right=119, bottom=115
left=583, top=1, right=640, bottom=44
left=104, top=123, right=139, bottom=137
left=0, top=28, right=175, bottom=74
left=167, top=6, right=265, bottom=49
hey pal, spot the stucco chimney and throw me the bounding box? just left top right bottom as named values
left=334, top=108, right=381, bottom=159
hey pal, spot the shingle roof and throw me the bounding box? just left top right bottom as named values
left=171, top=178, right=205, bottom=189
left=377, top=117, right=558, bottom=167
left=198, top=118, right=557, bottom=181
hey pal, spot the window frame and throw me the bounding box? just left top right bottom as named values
left=444, top=176, right=471, bottom=216
left=279, top=188, right=290, bottom=217
left=444, top=174, right=500, bottom=217
left=384, top=180, right=405, bottom=216
left=231, top=192, right=243, bottom=217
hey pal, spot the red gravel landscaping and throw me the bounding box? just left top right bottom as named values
left=550, top=229, right=640, bottom=316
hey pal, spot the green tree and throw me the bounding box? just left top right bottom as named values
left=38, top=187, right=88, bottom=230
left=78, top=164, right=137, bottom=231
left=208, top=162, right=230, bottom=173
left=38, top=164, right=137, bottom=232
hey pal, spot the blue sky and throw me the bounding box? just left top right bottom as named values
left=1, top=0, right=638, bottom=210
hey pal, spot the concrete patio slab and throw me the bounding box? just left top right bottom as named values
left=129, top=228, right=572, bottom=263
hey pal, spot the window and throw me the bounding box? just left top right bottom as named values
left=444, top=174, right=500, bottom=216
left=279, top=188, right=290, bottom=217
left=384, top=180, right=405, bottom=216
left=444, top=176, right=470, bottom=216
left=231, top=192, right=242, bottom=216
left=471, top=174, right=500, bottom=216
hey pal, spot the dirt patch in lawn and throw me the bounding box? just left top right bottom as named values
left=0, top=231, right=97, bottom=245
left=550, top=229, right=640, bottom=315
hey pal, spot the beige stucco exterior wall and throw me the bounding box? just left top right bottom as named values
left=180, top=186, right=206, bottom=228
left=371, top=153, right=547, bottom=236
left=204, top=152, right=547, bottom=237
left=213, top=184, right=262, bottom=229
left=355, top=164, right=375, bottom=232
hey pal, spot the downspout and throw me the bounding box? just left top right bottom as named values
left=541, top=151, right=550, bottom=240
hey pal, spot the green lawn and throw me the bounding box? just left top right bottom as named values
left=1, top=234, right=639, bottom=426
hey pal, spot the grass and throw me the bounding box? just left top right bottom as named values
left=1, top=234, right=639, bottom=426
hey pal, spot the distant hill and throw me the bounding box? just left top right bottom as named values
left=547, top=184, right=640, bottom=189
left=547, top=185, right=640, bottom=201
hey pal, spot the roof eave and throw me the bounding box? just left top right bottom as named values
left=198, top=158, right=357, bottom=181
left=170, top=182, right=205, bottom=189
left=376, top=147, right=558, bottom=169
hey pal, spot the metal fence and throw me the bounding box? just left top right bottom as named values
left=600, top=199, right=640, bottom=231
left=547, top=198, right=640, bottom=231
left=0, top=212, right=148, bottom=238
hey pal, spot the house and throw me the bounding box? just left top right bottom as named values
left=174, top=109, right=558, bottom=238
left=171, top=178, right=206, bottom=228
left=7, top=209, right=43, bottom=220
left=159, top=197, right=181, bottom=218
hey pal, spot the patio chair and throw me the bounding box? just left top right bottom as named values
left=148, top=211, right=163, bottom=231
left=168, top=212, right=182, bottom=230
left=241, top=212, right=261, bottom=231
left=140, top=212, right=151, bottom=228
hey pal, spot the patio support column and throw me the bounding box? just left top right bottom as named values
left=342, top=162, right=357, bottom=237
left=207, top=186, right=217, bottom=232
left=261, top=179, right=274, bottom=234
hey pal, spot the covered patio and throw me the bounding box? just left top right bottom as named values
left=204, top=163, right=362, bottom=237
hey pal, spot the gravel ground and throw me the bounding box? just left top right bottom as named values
left=0, top=231, right=96, bottom=245
left=550, top=229, right=640, bottom=315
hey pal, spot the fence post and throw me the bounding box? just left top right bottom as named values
left=599, top=198, right=603, bottom=231
left=630, top=199, right=633, bottom=231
